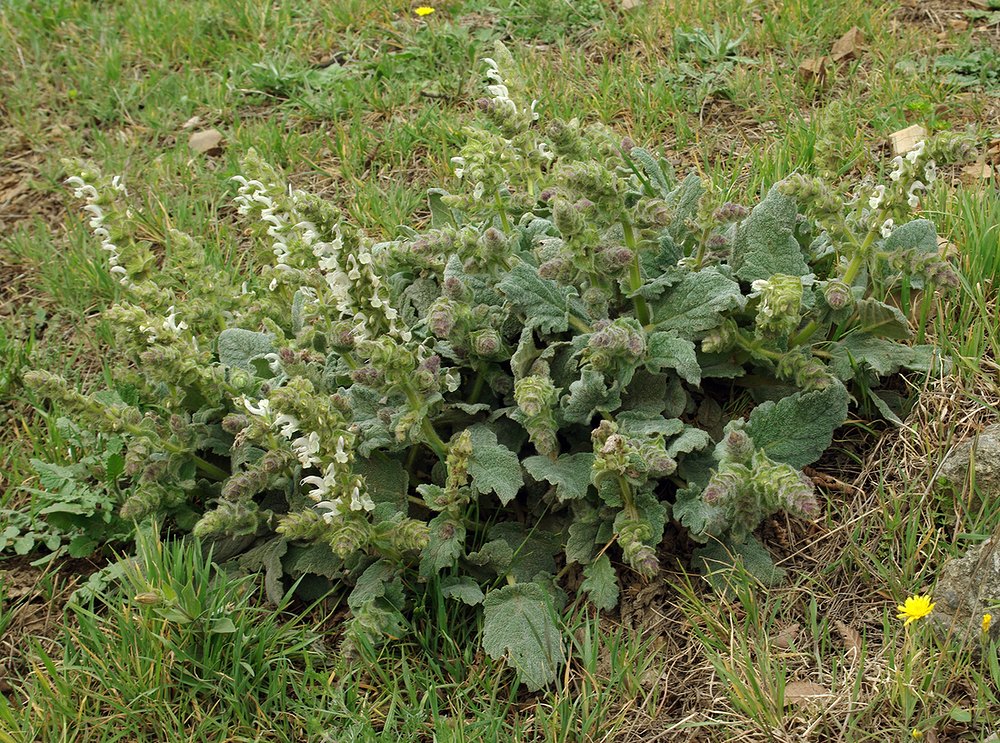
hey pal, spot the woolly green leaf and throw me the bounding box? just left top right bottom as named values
left=348, top=559, right=404, bottom=613
left=667, top=427, right=713, bottom=459
left=345, top=386, right=396, bottom=457
left=692, top=535, right=786, bottom=593
left=651, top=268, right=745, bottom=339
left=565, top=507, right=602, bottom=564
left=673, top=485, right=724, bottom=542
left=665, top=172, right=706, bottom=244
left=629, top=147, right=673, bottom=197
left=283, top=543, right=342, bottom=580
left=482, top=583, right=564, bottom=691
left=217, top=329, right=274, bottom=372
left=440, top=576, right=485, bottom=606
left=855, top=300, right=911, bottom=340
left=581, top=554, right=619, bottom=611
left=236, top=537, right=288, bottom=604
left=830, top=335, right=941, bottom=381
left=616, top=411, right=685, bottom=439
left=883, top=218, right=937, bottom=255
left=420, top=514, right=466, bottom=578
left=354, top=455, right=408, bottom=513
left=743, top=382, right=849, bottom=469
left=468, top=424, right=523, bottom=506
left=646, top=332, right=701, bottom=386
left=730, top=186, right=810, bottom=282
left=466, top=539, right=514, bottom=575
left=498, top=263, right=589, bottom=335
left=488, top=523, right=559, bottom=582
left=523, top=453, right=595, bottom=502
left=427, top=188, right=459, bottom=229
left=561, top=369, right=620, bottom=425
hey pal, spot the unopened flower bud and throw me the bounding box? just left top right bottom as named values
left=428, top=300, right=457, bottom=338
left=713, top=202, right=750, bottom=222
left=481, top=227, right=507, bottom=255
left=471, top=328, right=502, bottom=358
left=823, top=279, right=852, bottom=310
left=443, top=276, right=465, bottom=300
left=351, top=366, right=384, bottom=387
left=133, top=592, right=162, bottom=606
left=222, top=413, right=249, bottom=434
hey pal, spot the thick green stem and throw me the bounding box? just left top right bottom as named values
left=494, top=191, right=511, bottom=233
left=403, top=385, right=448, bottom=459
left=621, top=218, right=651, bottom=326
left=468, top=371, right=486, bottom=405
left=123, top=422, right=229, bottom=481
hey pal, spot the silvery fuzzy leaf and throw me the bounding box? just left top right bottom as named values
left=692, top=535, right=786, bottom=593
left=667, top=427, right=713, bottom=459
left=419, top=514, right=466, bottom=578
left=882, top=218, right=937, bottom=255
left=673, top=484, right=724, bottom=542
left=523, top=452, right=595, bottom=502
left=855, top=299, right=911, bottom=340
left=468, top=424, right=523, bottom=506
left=743, top=382, right=849, bottom=469
left=646, top=332, right=701, bottom=386
left=354, top=454, right=408, bottom=514
left=730, top=185, right=810, bottom=282
left=439, top=576, right=485, bottom=606
left=651, top=267, right=745, bottom=339
left=466, top=539, right=514, bottom=575
left=497, top=263, right=590, bottom=335
left=829, top=335, right=942, bottom=381
left=561, top=368, right=621, bottom=425
left=217, top=328, right=275, bottom=373
left=487, top=522, right=559, bottom=583
left=482, top=582, right=564, bottom=691
left=581, top=554, right=619, bottom=611
left=615, top=411, right=685, bottom=439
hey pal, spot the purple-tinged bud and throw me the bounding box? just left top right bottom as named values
left=476, top=97, right=492, bottom=113
left=621, top=136, right=636, bottom=152
left=169, top=415, right=187, bottom=437
left=713, top=202, right=750, bottom=223
left=351, top=366, right=384, bottom=387
left=429, top=302, right=456, bottom=338
left=471, top=329, right=502, bottom=358
left=279, top=347, right=296, bottom=364
left=702, top=482, right=726, bottom=505
left=419, top=354, right=441, bottom=376
left=823, top=279, right=851, bottom=310
left=538, top=189, right=555, bottom=203
left=222, top=413, right=249, bottom=435
left=648, top=454, right=677, bottom=477
left=330, top=393, right=350, bottom=412
left=596, top=246, right=634, bottom=272
left=377, top=407, right=393, bottom=425
left=538, top=256, right=574, bottom=282
left=724, top=429, right=754, bottom=463
left=706, top=234, right=730, bottom=250
left=443, top=276, right=465, bottom=299
left=481, top=227, right=507, bottom=254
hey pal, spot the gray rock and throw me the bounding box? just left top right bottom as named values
left=931, top=538, right=999, bottom=645
left=939, top=424, right=1000, bottom=508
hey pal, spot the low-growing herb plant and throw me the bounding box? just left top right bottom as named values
left=27, top=42, right=967, bottom=689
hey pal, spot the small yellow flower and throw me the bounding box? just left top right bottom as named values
left=896, top=594, right=935, bottom=626
left=911, top=730, right=923, bottom=740
left=414, top=6, right=435, bottom=15
left=983, top=613, right=993, bottom=634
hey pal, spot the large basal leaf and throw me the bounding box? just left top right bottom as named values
left=523, top=453, right=595, bottom=502
left=488, top=522, right=560, bottom=582
left=467, top=424, right=524, bottom=506
left=498, top=263, right=590, bottom=335
left=217, top=328, right=275, bottom=372
left=829, top=335, right=942, bottom=381
left=419, top=514, right=466, bottom=578
left=439, top=576, right=485, bottom=606
left=581, top=553, right=619, bottom=611
left=855, top=299, right=911, bottom=340
left=651, top=268, right=745, bottom=339
left=482, top=582, right=564, bottom=691
left=743, top=382, right=849, bottom=469
left=729, top=185, right=810, bottom=283
left=692, top=535, right=786, bottom=593
left=646, top=332, right=701, bottom=386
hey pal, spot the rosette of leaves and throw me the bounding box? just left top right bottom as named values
left=31, top=41, right=964, bottom=690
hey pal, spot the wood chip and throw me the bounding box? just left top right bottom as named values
left=188, top=129, right=224, bottom=156
left=832, top=620, right=862, bottom=656
left=890, top=124, right=927, bottom=156
left=784, top=680, right=831, bottom=706
left=831, top=26, right=863, bottom=62
left=798, top=56, right=829, bottom=82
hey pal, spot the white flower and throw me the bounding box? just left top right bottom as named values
left=450, top=156, right=466, bottom=179
left=880, top=218, right=895, bottom=239
left=243, top=397, right=272, bottom=418
left=334, top=436, right=349, bottom=464
left=291, top=432, right=321, bottom=467
left=905, top=140, right=926, bottom=164
left=868, top=185, right=886, bottom=210
left=274, top=413, right=300, bottom=440
left=889, top=156, right=905, bottom=182
left=907, top=180, right=925, bottom=208
left=924, top=160, right=937, bottom=184
left=163, top=306, right=188, bottom=334
left=303, top=464, right=337, bottom=502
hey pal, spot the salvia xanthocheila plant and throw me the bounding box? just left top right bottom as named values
left=28, top=42, right=970, bottom=689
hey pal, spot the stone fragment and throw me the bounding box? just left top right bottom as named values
left=890, top=124, right=927, bottom=156
left=831, top=26, right=863, bottom=63
left=189, top=129, right=225, bottom=156
left=939, top=423, right=1000, bottom=508
left=931, top=538, right=1000, bottom=645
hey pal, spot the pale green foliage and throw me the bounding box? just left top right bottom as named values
left=26, top=41, right=965, bottom=691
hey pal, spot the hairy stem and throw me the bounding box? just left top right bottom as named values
left=621, top=218, right=651, bottom=326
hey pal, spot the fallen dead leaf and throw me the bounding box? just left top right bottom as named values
left=784, top=680, right=831, bottom=707
left=962, top=162, right=995, bottom=182
left=890, top=124, right=927, bottom=156
left=831, top=26, right=863, bottom=62
left=189, top=129, right=224, bottom=156
left=771, top=622, right=801, bottom=650
left=949, top=19, right=969, bottom=31
left=798, top=57, right=829, bottom=82
left=832, top=620, right=862, bottom=656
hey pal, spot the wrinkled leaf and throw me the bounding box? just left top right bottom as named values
left=482, top=583, right=564, bottom=691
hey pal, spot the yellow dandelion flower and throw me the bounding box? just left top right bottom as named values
left=983, top=613, right=993, bottom=634
left=911, top=730, right=923, bottom=740
left=414, top=6, right=435, bottom=15
left=896, top=594, right=935, bottom=626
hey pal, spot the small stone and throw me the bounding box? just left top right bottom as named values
left=930, top=538, right=1000, bottom=645
left=798, top=56, right=829, bottom=83
left=188, top=128, right=225, bottom=156
left=890, top=125, right=927, bottom=156
left=831, top=26, right=863, bottom=63
left=939, top=423, right=1000, bottom=508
